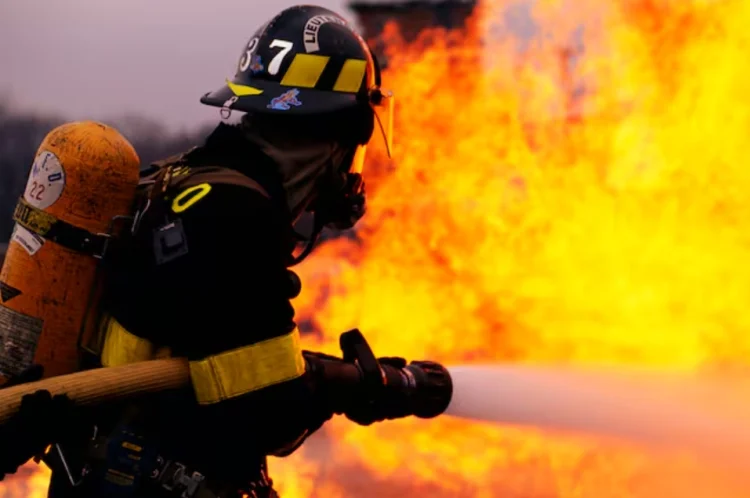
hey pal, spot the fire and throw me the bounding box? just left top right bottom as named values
left=4, top=0, right=750, bottom=496
left=0, top=464, right=50, bottom=498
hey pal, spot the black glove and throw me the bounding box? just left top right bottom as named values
left=0, top=365, right=78, bottom=481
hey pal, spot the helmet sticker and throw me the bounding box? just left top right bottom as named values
left=303, top=15, right=348, bottom=53
left=268, top=89, right=302, bottom=110
left=248, top=55, right=264, bottom=74
left=238, top=37, right=260, bottom=73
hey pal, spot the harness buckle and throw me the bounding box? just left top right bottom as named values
left=159, top=461, right=206, bottom=498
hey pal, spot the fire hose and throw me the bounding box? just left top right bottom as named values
left=0, top=329, right=452, bottom=427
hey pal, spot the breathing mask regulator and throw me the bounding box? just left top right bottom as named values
left=288, top=64, right=394, bottom=266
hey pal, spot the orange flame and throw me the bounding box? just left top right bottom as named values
left=4, top=0, right=750, bottom=496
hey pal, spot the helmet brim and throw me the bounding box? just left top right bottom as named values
left=200, top=79, right=361, bottom=115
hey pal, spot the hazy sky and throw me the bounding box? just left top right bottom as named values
left=0, top=0, right=353, bottom=130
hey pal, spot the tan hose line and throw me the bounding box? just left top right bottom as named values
left=0, top=358, right=191, bottom=426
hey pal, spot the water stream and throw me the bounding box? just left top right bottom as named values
left=446, top=364, right=750, bottom=472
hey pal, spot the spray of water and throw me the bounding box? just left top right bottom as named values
left=445, top=365, right=750, bottom=473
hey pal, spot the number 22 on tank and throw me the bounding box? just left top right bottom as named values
left=24, top=150, right=66, bottom=210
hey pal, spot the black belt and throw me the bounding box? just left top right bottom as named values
left=12, top=197, right=116, bottom=259
left=81, top=431, right=277, bottom=498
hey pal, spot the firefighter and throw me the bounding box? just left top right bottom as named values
left=0, top=5, right=451, bottom=497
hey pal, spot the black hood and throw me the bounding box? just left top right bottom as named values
left=184, top=122, right=292, bottom=220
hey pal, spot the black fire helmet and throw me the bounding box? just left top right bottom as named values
left=201, top=6, right=393, bottom=141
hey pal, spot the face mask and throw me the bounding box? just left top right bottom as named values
left=242, top=123, right=352, bottom=222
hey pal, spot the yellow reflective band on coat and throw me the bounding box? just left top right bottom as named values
left=189, top=328, right=306, bottom=405
left=100, top=316, right=156, bottom=367
left=280, top=54, right=330, bottom=88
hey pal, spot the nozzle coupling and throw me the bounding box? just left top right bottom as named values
left=401, top=361, right=453, bottom=419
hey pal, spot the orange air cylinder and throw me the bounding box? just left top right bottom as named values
left=0, top=121, right=140, bottom=384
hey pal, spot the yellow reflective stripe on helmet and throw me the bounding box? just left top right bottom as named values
left=281, top=54, right=330, bottom=88
left=333, top=59, right=367, bottom=93
left=100, top=316, right=156, bottom=367
left=227, top=79, right=264, bottom=96
left=189, top=328, right=306, bottom=405
left=172, top=183, right=212, bottom=213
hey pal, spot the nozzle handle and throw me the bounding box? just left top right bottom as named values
left=339, top=329, right=384, bottom=393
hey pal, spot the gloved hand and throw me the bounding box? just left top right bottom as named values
left=0, top=366, right=77, bottom=481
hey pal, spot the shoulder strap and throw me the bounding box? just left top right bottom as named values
left=137, top=151, right=189, bottom=198
left=130, top=158, right=272, bottom=236
left=148, top=149, right=193, bottom=173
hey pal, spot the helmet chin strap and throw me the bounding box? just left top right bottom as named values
left=288, top=173, right=365, bottom=267
left=289, top=214, right=324, bottom=267
left=287, top=147, right=361, bottom=267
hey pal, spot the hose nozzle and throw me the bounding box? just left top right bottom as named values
left=304, top=330, right=453, bottom=424
left=403, top=361, right=453, bottom=419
